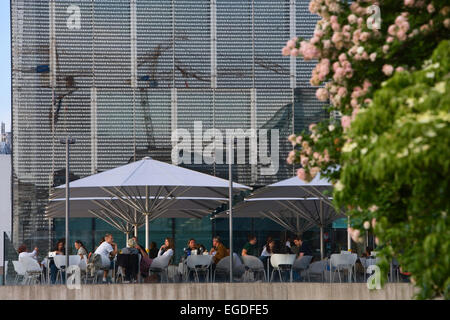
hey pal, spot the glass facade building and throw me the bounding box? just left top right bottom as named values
left=11, top=0, right=337, bottom=262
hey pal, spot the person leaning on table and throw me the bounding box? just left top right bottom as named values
left=210, top=236, right=229, bottom=264
left=241, top=234, right=259, bottom=257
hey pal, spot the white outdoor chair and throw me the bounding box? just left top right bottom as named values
left=12, top=260, right=26, bottom=285
left=270, top=254, right=296, bottom=283
left=20, top=256, right=43, bottom=285
left=341, top=250, right=352, bottom=254
left=329, top=253, right=357, bottom=283
left=306, top=260, right=327, bottom=282
left=241, top=255, right=266, bottom=282
left=149, top=255, right=172, bottom=282
left=186, top=255, right=213, bottom=282
left=213, top=254, right=245, bottom=282
left=292, top=255, right=313, bottom=281
left=53, top=255, right=67, bottom=284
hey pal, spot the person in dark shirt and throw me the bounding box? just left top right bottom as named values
left=183, top=238, right=198, bottom=259
left=241, top=234, right=258, bottom=257
left=292, top=236, right=313, bottom=258
left=148, top=241, right=158, bottom=259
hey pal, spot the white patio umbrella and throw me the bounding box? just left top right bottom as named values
left=49, top=157, right=250, bottom=249
left=216, top=173, right=345, bottom=259
left=45, top=196, right=229, bottom=240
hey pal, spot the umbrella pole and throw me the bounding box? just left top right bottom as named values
left=228, top=136, right=233, bottom=283
left=320, top=200, right=324, bottom=260
left=320, top=226, right=324, bottom=260
left=145, top=214, right=149, bottom=252
left=145, top=186, right=149, bottom=251
left=134, top=224, right=138, bottom=237
left=347, top=216, right=351, bottom=251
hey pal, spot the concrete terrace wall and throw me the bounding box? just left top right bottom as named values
left=0, top=283, right=417, bottom=300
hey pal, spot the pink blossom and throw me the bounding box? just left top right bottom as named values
left=397, top=31, right=407, bottom=41
left=404, top=0, right=414, bottom=6
left=382, top=64, right=394, bottom=76
left=287, top=39, right=296, bottom=49
left=388, top=25, right=397, bottom=36
left=310, top=166, right=320, bottom=179
left=360, top=32, right=370, bottom=42
left=341, top=115, right=351, bottom=129
left=420, top=24, right=430, bottom=32
left=290, top=48, right=299, bottom=57
left=322, top=39, right=331, bottom=49
left=309, top=0, right=320, bottom=14
left=288, top=134, right=296, bottom=144
left=348, top=14, right=357, bottom=24
left=297, top=168, right=306, bottom=181
left=295, top=135, right=303, bottom=144
left=382, top=45, right=389, bottom=53
left=337, top=86, right=347, bottom=97
left=299, top=41, right=320, bottom=60
left=351, top=106, right=360, bottom=120
left=338, top=53, right=347, bottom=63
left=427, top=4, right=435, bottom=13
left=444, top=19, right=450, bottom=29
left=396, top=66, right=405, bottom=72
left=316, top=88, right=329, bottom=101
left=282, top=46, right=290, bottom=56
left=309, top=123, right=317, bottom=132
left=387, top=36, right=394, bottom=43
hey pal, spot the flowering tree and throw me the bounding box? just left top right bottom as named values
left=284, top=0, right=449, bottom=299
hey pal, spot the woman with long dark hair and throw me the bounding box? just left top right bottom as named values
left=49, top=238, right=65, bottom=284
left=158, top=237, right=174, bottom=258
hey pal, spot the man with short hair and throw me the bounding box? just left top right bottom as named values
left=210, top=236, right=228, bottom=264
left=94, top=233, right=118, bottom=283
left=241, top=234, right=258, bottom=257
left=292, top=236, right=312, bottom=258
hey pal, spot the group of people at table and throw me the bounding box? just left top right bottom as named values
left=17, top=233, right=313, bottom=283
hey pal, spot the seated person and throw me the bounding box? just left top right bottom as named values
left=292, top=236, right=313, bottom=258
left=49, top=239, right=65, bottom=284
left=158, top=237, right=175, bottom=258
left=121, top=238, right=139, bottom=255
left=148, top=241, right=158, bottom=259
left=210, top=236, right=229, bottom=265
left=241, top=234, right=258, bottom=257
left=260, top=239, right=275, bottom=258
left=74, top=240, right=88, bottom=257
left=197, top=244, right=207, bottom=255
left=18, top=244, right=39, bottom=261
left=118, top=238, right=139, bottom=282
left=183, top=238, right=198, bottom=259
left=94, top=233, right=118, bottom=283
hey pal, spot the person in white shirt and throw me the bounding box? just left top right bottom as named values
left=94, top=233, right=117, bottom=283
left=158, top=237, right=174, bottom=258
left=260, top=239, right=275, bottom=257
left=18, top=244, right=38, bottom=261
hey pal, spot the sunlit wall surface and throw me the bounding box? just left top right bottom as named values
left=11, top=0, right=327, bottom=252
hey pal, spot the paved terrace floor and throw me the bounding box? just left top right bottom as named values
left=0, top=283, right=417, bottom=300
